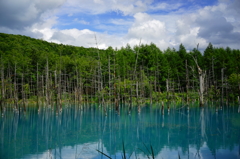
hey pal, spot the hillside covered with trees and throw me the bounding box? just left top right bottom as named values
left=0, top=33, right=240, bottom=111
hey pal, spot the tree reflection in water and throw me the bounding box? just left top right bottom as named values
left=0, top=104, right=239, bottom=159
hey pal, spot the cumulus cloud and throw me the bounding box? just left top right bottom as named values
left=51, top=28, right=94, bottom=46
left=0, top=0, right=240, bottom=51
left=0, top=0, right=66, bottom=29
left=127, top=12, right=170, bottom=49
left=56, top=0, right=240, bottom=50
left=173, top=1, right=240, bottom=49
left=197, top=6, right=233, bottom=38
left=48, top=28, right=125, bottom=49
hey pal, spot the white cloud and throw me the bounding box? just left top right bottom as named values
left=35, top=0, right=240, bottom=51
left=62, top=0, right=186, bottom=16
left=126, top=12, right=171, bottom=50
left=63, top=0, right=152, bottom=15
left=73, top=18, right=89, bottom=25
left=179, top=1, right=240, bottom=49
left=109, top=19, right=133, bottom=26
left=172, top=18, right=208, bottom=49
left=0, top=0, right=66, bottom=29
left=0, top=0, right=240, bottom=51
left=150, top=2, right=183, bottom=11
left=48, top=28, right=125, bottom=49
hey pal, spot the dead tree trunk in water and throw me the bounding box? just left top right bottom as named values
left=134, top=39, right=141, bottom=111
left=113, top=51, right=119, bottom=114
left=114, top=76, right=119, bottom=113
left=14, top=63, right=18, bottom=110
left=108, top=54, right=111, bottom=103
left=45, top=59, right=49, bottom=107
left=211, top=57, right=216, bottom=101
left=95, top=35, right=105, bottom=112
left=198, top=64, right=206, bottom=106
left=36, top=63, right=40, bottom=110
left=1, top=59, right=5, bottom=111
left=221, top=68, right=225, bottom=107
left=21, top=72, right=26, bottom=112
left=58, top=70, right=62, bottom=110
left=54, top=70, right=58, bottom=113
left=192, top=45, right=206, bottom=107
left=186, top=60, right=189, bottom=105
left=166, top=78, right=169, bottom=104
left=75, top=66, right=80, bottom=108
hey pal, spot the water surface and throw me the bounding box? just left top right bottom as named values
left=0, top=105, right=240, bottom=159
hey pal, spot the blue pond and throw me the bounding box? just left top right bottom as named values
left=0, top=104, right=240, bottom=159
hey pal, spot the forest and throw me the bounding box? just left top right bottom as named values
left=0, top=32, right=240, bottom=111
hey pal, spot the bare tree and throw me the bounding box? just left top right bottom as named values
left=186, top=60, right=189, bottom=106
left=45, top=58, right=50, bottom=107
left=192, top=44, right=206, bottom=106
left=21, top=72, right=26, bottom=112
left=36, top=63, right=40, bottom=110
left=14, top=63, right=18, bottom=110
left=0, top=56, right=5, bottom=111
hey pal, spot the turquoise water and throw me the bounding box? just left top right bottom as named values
left=0, top=105, right=240, bottom=159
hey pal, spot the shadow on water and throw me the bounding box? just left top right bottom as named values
left=0, top=104, right=240, bottom=159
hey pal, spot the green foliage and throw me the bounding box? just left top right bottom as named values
left=228, top=73, right=240, bottom=85
left=0, top=33, right=240, bottom=104
left=228, top=73, right=240, bottom=99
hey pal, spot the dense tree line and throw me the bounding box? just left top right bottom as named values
left=0, top=33, right=240, bottom=110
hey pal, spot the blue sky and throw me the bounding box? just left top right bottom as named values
left=0, top=0, right=239, bottom=51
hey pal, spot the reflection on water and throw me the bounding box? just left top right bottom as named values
left=0, top=105, right=240, bottom=159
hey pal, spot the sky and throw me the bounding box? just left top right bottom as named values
left=0, top=0, right=240, bottom=51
